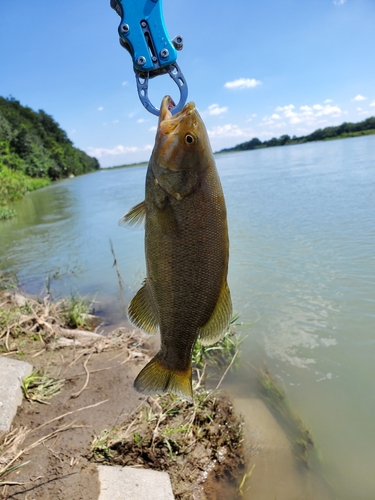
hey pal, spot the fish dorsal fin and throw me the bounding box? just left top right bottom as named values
left=198, top=282, right=232, bottom=346
left=119, top=201, right=146, bottom=228
left=128, top=280, right=159, bottom=335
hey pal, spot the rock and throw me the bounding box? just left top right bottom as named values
left=97, top=465, right=175, bottom=500
left=13, top=293, right=27, bottom=307
left=0, top=357, right=33, bottom=432
left=80, top=313, right=102, bottom=329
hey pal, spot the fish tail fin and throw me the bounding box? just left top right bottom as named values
left=134, top=353, right=193, bottom=401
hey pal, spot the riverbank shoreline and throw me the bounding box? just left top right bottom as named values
left=0, top=287, right=249, bottom=499
left=0, top=167, right=50, bottom=221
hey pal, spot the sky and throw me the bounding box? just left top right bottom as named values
left=1, top=0, right=375, bottom=167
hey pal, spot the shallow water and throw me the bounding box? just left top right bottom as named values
left=1, top=135, right=375, bottom=498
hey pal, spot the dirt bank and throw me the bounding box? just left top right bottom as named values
left=0, top=290, right=246, bottom=499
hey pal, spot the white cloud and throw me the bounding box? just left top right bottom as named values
left=98, top=106, right=104, bottom=111
left=86, top=144, right=153, bottom=158
left=275, top=104, right=295, bottom=112
left=370, top=101, right=375, bottom=107
left=324, top=99, right=333, bottom=103
left=224, top=78, right=261, bottom=90
left=356, top=107, right=362, bottom=111
left=122, top=81, right=128, bottom=86
left=149, top=126, right=157, bottom=132
left=261, top=116, right=287, bottom=127
left=208, top=124, right=250, bottom=138
left=113, top=119, right=119, bottom=124
left=300, top=105, right=313, bottom=113
left=86, top=145, right=139, bottom=157
left=315, top=105, right=342, bottom=116
left=269, top=102, right=343, bottom=127
left=137, top=118, right=145, bottom=123
left=333, top=0, right=346, bottom=5
left=206, top=103, right=228, bottom=116
left=352, top=94, right=366, bottom=101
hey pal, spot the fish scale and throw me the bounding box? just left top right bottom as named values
left=123, top=96, right=232, bottom=400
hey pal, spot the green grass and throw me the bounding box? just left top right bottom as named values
left=238, top=464, right=255, bottom=497
left=192, top=314, right=247, bottom=371
left=60, top=294, right=94, bottom=330
left=0, top=165, right=50, bottom=220
left=21, top=370, right=65, bottom=404
left=0, top=206, right=16, bottom=220
left=91, top=429, right=115, bottom=460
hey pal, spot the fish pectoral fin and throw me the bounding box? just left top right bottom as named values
left=198, top=281, right=232, bottom=346
left=128, top=280, right=159, bottom=334
left=134, top=353, right=193, bottom=401
left=119, top=201, right=146, bottom=228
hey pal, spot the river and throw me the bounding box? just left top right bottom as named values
left=1, top=135, right=374, bottom=499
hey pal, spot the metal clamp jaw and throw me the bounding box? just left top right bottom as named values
left=111, top=0, right=188, bottom=116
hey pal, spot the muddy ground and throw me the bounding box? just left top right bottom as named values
left=0, top=290, right=246, bottom=500
left=1, top=329, right=153, bottom=499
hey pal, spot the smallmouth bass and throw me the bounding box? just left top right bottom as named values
left=122, top=96, right=232, bottom=400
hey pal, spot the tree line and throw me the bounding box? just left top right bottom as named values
left=0, top=96, right=100, bottom=220
left=219, top=116, right=375, bottom=153
left=0, top=96, right=99, bottom=180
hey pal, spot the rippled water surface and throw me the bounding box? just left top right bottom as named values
left=1, top=135, right=374, bottom=498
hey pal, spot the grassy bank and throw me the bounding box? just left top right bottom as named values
left=323, top=128, right=375, bottom=141
left=0, top=95, right=100, bottom=220
left=0, top=165, right=50, bottom=220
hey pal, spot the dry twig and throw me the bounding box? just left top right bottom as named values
left=71, top=354, right=92, bottom=398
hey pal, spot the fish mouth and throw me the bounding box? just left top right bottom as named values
left=158, top=96, right=196, bottom=132
left=153, top=96, right=199, bottom=173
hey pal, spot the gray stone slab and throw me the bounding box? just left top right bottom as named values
left=97, top=465, right=174, bottom=500
left=0, top=357, right=33, bottom=432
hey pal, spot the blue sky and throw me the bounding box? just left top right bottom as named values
left=1, top=0, right=374, bottom=167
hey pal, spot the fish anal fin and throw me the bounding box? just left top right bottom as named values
left=198, top=282, right=232, bottom=346
left=119, top=201, right=146, bottom=228
left=134, top=354, right=193, bottom=401
left=128, top=280, right=159, bottom=335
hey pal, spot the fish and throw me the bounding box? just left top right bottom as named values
left=121, top=95, right=232, bottom=400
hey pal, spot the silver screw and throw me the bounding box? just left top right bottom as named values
left=152, top=56, right=157, bottom=63
left=160, top=49, right=169, bottom=59
left=137, top=56, right=146, bottom=66
left=172, top=35, right=183, bottom=51
left=141, top=21, right=147, bottom=28
left=120, top=24, right=129, bottom=33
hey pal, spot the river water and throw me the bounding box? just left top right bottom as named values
left=1, top=135, right=374, bottom=498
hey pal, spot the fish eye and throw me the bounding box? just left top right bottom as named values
left=184, top=134, right=195, bottom=145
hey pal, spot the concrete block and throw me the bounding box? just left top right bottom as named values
left=0, top=357, right=33, bottom=432
left=97, top=465, right=175, bottom=500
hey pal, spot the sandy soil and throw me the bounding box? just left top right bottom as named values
left=0, top=289, right=245, bottom=500
left=1, top=325, right=154, bottom=500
